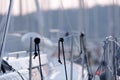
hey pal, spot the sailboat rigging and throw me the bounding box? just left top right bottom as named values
left=0, top=0, right=14, bottom=69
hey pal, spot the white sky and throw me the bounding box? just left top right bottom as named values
left=0, top=0, right=120, bottom=15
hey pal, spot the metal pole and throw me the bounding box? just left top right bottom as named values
left=112, top=0, right=115, bottom=37
left=81, top=40, right=84, bottom=80
left=38, top=44, right=43, bottom=80
left=103, top=40, right=108, bottom=80
left=70, top=36, right=74, bottom=80
left=0, top=0, right=14, bottom=69
left=29, top=37, right=32, bottom=80
left=113, top=41, right=117, bottom=80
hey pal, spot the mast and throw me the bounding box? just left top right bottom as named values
left=111, top=0, right=116, bottom=37
left=47, top=0, right=52, bottom=37
left=19, top=0, right=22, bottom=16
left=93, top=0, right=99, bottom=40
left=35, top=0, right=44, bottom=35
left=114, top=0, right=119, bottom=37
left=0, top=0, right=14, bottom=69
left=79, top=0, right=86, bottom=33
left=79, top=1, right=87, bottom=80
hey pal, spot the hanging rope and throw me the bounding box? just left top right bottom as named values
left=33, top=42, right=38, bottom=59
left=34, top=37, right=43, bottom=80
left=58, top=38, right=62, bottom=64
left=58, top=37, right=68, bottom=80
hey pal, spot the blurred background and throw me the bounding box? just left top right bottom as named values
left=0, top=0, right=120, bottom=75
